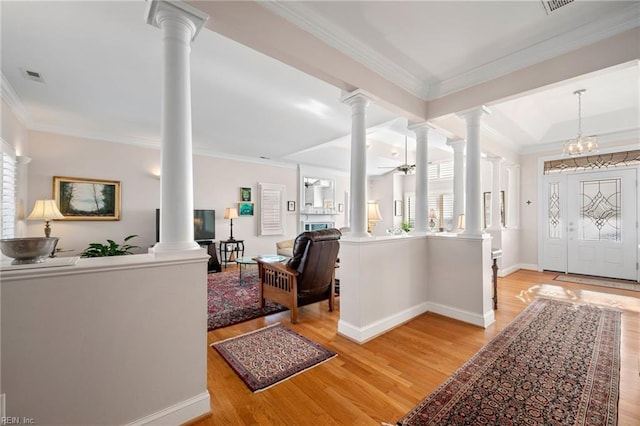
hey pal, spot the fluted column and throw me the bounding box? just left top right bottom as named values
left=446, top=138, right=466, bottom=230
left=506, top=164, right=520, bottom=228
left=341, top=90, right=377, bottom=237
left=458, top=107, right=490, bottom=237
left=409, top=122, right=430, bottom=233
left=146, top=0, right=208, bottom=252
left=487, top=156, right=503, bottom=230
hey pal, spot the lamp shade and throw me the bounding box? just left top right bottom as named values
left=28, top=200, right=64, bottom=220
left=367, top=202, right=382, bottom=221
left=224, top=207, right=238, bottom=220
left=429, top=208, right=437, bottom=219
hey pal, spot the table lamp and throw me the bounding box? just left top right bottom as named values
left=224, top=207, right=238, bottom=241
left=367, top=202, right=382, bottom=234
left=428, top=209, right=438, bottom=231
left=457, top=214, right=465, bottom=232
left=28, top=199, right=64, bottom=237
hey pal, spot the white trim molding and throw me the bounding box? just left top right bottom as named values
left=125, top=392, right=211, bottom=426
left=1, top=73, right=31, bottom=125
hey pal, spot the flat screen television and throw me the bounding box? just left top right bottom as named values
left=155, top=209, right=215, bottom=242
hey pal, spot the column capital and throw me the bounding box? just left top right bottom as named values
left=407, top=121, right=433, bottom=131
left=146, top=0, right=209, bottom=41
left=457, top=105, right=491, bottom=123
left=486, top=156, right=503, bottom=165
left=446, top=138, right=466, bottom=150
left=340, top=89, right=378, bottom=108
left=505, top=163, right=521, bottom=170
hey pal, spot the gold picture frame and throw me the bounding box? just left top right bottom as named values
left=53, top=176, right=121, bottom=220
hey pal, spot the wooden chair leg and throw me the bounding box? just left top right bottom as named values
left=328, top=274, right=335, bottom=312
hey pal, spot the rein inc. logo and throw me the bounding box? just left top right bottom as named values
left=1, top=395, right=35, bottom=425
left=1, top=418, right=35, bottom=425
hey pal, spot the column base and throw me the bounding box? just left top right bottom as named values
left=151, top=241, right=201, bottom=252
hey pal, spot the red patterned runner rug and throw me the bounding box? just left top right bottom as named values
left=208, top=269, right=286, bottom=331
left=397, top=298, right=621, bottom=425
left=211, top=323, right=337, bottom=392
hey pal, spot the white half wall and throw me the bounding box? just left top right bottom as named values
left=338, top=235, right=429, bottom=342
left=1, top=252, right=210, bottom=425
left=338, top=233, right=495, bottom=344
left=426, top=234, right=495, bottom=328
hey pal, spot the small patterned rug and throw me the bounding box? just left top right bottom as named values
left=208, top=269, right=287, bottom=331
left=211, top=323, right=337, bottom=392
left=554, top=273, right=639, bottom=292
left=396, top=298, right=621, bottom=425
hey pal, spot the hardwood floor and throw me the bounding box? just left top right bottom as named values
left=197, top=269, right=640, bottom=425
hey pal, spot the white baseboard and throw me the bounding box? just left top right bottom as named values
left=498, top=264, right=521, bottom=277
left=518, top=263, right=539, bottom=271
left=125, top=392, right=210, bottom=426
left=338, top=302, right=429, bottom=343
left=426, top=302, right=495, bottom=328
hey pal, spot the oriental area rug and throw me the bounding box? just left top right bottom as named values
left=211, top=323, right=337, bottom=392
left=396, top=298, right=621, bottom=426
left=208, top=269, right=287, bottom=331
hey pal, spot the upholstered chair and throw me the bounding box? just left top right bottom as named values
left=256, top=229, right=341, bottom=323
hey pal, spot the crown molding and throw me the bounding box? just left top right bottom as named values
left=430, top=3, right=640, bottom=100
left=1, top=73, right=31, bottom=126
left=259, top=1, right=429, bottom=100
left=260, top=2, right=639, bottom=102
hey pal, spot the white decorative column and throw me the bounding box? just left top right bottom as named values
left=506, top=164, right=520, bottom=228
left=458, top=107, right=490, bottom=237
left=488, top=156, right=503, bottom=231
left=446, top=138, right=466, bottom=230
left=341, top=90, right=377, bottom=237
left=146, top=0, right=208, bottom=252
left=409, top=122, right=430, bottom=233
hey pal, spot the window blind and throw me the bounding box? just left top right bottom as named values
left=1, top=140, right=16, bottom=239
left=259, top=183, right=285, bottom=236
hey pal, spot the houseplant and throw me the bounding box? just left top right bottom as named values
left=80, top=235, right=139, bottom=257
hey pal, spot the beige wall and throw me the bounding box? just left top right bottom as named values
left=25, top=130, right=338, bottom=258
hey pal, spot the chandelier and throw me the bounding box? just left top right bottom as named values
left=563, top=89, right=598, bottom=156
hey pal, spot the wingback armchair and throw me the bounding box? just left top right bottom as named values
left=256, top=229, right=341, bottom=323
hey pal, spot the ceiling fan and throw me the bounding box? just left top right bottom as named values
left=380, top=137, right=415, bottom=175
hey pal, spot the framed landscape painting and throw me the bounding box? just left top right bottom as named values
left=53, top=176, right=121, bottom=220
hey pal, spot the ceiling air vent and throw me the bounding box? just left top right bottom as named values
left=541, top=0, right=574, bottom=14
left=22, top=69, right=45, bottom=83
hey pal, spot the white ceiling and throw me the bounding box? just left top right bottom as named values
left=1, top=1, right=639, bottom=175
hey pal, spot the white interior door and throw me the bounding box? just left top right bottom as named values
left=567, top=169, right=637, bottom=280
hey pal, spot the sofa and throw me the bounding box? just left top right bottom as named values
left=276, top=239, right=295, bottom=257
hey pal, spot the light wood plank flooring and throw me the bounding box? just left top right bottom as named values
left=197, top=269, right=639, bottom=425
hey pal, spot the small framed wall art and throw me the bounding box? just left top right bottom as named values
left=238, top=202, right=254, bottom=216
left=240, top=187, right=252, bottom=202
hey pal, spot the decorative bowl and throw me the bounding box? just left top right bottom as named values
left=0, top=237, right=59, bottom=265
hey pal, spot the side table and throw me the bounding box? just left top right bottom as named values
left=219, top=239, right=244, bottom=268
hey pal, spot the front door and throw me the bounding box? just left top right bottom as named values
left=566, top=169, right=637, bottom=280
